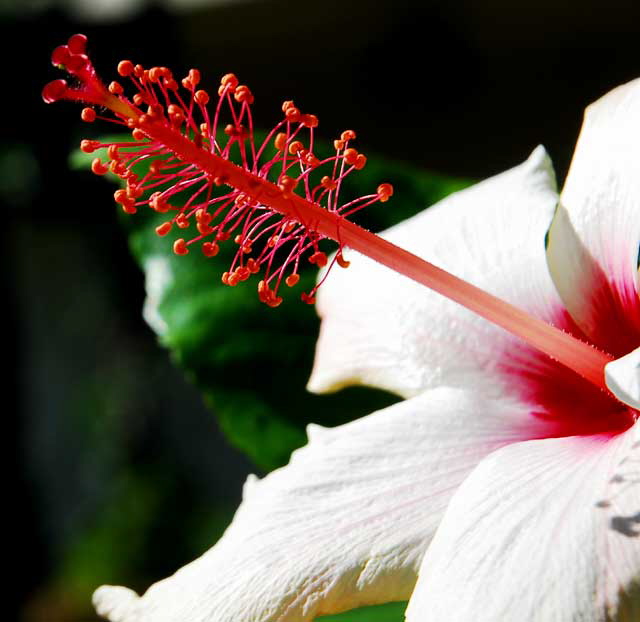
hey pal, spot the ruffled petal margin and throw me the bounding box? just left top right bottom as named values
left=309, top=147, right=563, bottom=398
left=94, top=386, right=547, bottom=622
left=406, top=423, right=640, bottom=622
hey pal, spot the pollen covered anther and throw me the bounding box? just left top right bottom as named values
left=43, top=34, right=395, bottom=307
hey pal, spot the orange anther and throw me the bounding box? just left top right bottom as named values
left=195, top=90, right=209, bottom=105
left=117, top=60, right=134, bottom=76
left=107, top=145, right=119, bottom=160
left=91, top=158, right=109, bottom=175
left=176, top=213, right=189, bottom=229
left=285, top=274, right=300, bottom=287
left=285, top=106, right=300, bottom=122
left=220, top=73, right=239, bottom=90
left=149, top=192, right=169, bottom=213
left=151, top=67, right=165, bottom=82
left=108, top=158, right=122, bottom=173
left=132, top=128, right=146, bottom=141
left=343, top=148, right=358, bottom=165
left=195, top=208, right=212, bottom=224
left=202, top=241, right=219, bottom=257
left=321, top=176, right=337, bottom=190
left=274, top=132, right=287, bottom=151
left=108, top=81, right=123, bottom=95
left=179, top=68, right=200, bottom=89
left=301, top=292, right=316, bottom=304
left=336, top=252, right=350, bottom=268
left=309, top=251, right=328, bottom=267
left=133, top=93, right=145, bottom=106
left=333, top=139, right=345, bottom=150
left=173, top=239, right=189, bottom=255
left=288, top=141, right=303, bottom=155
left=268, top=234, right=279, bottom=248
left=282, top=100, right=295, bottom=112
left=246, top=258, right=260, bottom=273
left=155, top=222, right=173, bottom=236
left=305, top=153, right=320, bottom=168
left=197, top=222, right=214, bottom=236
left=341, top=129, right=356, bottom=141
left=81, top=107, right=96, bottom=122
left=235, top=266, right=250, bottom=281
left=301, top=114, right=319, bottom=128
left=134, top=64, right=144, bottom=78
left=110, top=160, right=126, bottom=176
left=113, top=188, right=128, bottom=204
left=80, top=139, right=100, bottom=153
left=354, top=153, right=367, bottom=170
left=234, top=85, right=254, bottom=103
left=377, top=183, right=394, bottom=202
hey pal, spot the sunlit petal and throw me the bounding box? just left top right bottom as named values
left=309, top=147, right=562, bottom=398
left=407, top=423, right=640, bottom=622
left=547, top=78, right=640, bottom=355
left=93, top=386, right=546, bottom=622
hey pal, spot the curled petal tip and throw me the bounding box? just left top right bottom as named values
left=605, top=347, right=640, bottom=410
left=93, top=585, right=139, bottom=622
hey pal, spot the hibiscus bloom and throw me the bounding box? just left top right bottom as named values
left=94, top=79, right=640, bottom=621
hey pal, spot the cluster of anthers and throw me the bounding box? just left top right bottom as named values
left=43, top=34, right=394, bottom=306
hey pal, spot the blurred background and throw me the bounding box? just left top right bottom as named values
left=5, top=0, right=640, bottom=620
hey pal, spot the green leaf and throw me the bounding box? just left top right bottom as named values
left=74, top=135, right=470, bottom=470
left=317, top=602, right=407, bottom=622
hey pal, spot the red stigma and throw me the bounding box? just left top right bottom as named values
left=44, top=35, right=394, bottom=306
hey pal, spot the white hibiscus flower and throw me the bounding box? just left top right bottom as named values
left=94, top=78, right=640, bottom=622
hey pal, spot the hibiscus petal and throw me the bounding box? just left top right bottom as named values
left=406, top=424, right=640, bottom=622
left=308, top=147, right=563, bottom=398
left=606, top=347, right=640, bottom=410
left=547, top=78, right=640, bottom=356
left=93, top=386, right=545, bottom=622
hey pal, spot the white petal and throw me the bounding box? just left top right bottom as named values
left=547, top=78, right=640, bottom=355
left=407, top=424, right=640, bottom=622
left=309, top=147, right=563, bottom=398
left=606, top=347, right=640, bottom=410
left=142, top=255, right=173, bottom=336
left=93, top=386, right=545, bottom=622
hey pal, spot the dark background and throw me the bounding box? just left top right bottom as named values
left=6, top=0, right=640, bottom=620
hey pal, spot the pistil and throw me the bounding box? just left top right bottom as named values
left=42, top=34, right=614, bottom=392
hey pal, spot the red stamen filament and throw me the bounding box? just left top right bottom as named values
left=43, top=34, right=614, bottom=391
